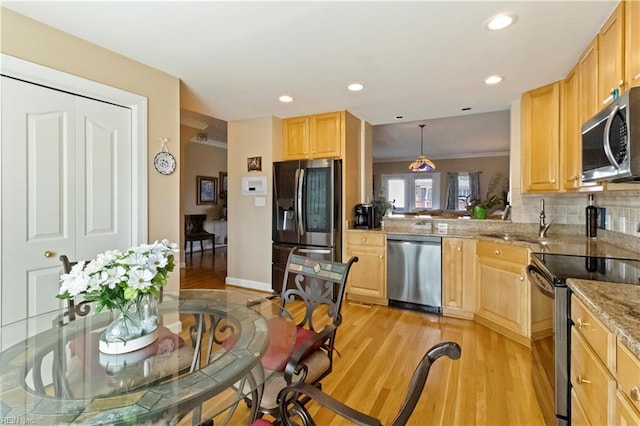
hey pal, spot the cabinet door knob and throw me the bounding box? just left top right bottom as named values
left=494, top=250, right=500, bottom=255
left=576, top=318, right=590, bottom=329
left=44, top=250, right=55, bottom=258
left=551, top=178, right=556, bottom=183
left=457, top=247, right=462, bottom=252
left=519, top=276, right=525, bottom=281
left=576, top=375, right=591, bottom=385
left=633, top=72, right=640, bottom=82
left=379, top=254, right=384, bottom=259
left=362, top=237, right=366, bottom=242
left=630, top=386, right=640, bottom=402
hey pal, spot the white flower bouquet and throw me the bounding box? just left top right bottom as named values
left=57, top=240, right=179, bottom=313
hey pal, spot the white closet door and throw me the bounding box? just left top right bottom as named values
left=1, top=77, right=133, bottom=325
left=75, top=97, right=132, bottom=256
left=1, top=77, right=76, bottom=325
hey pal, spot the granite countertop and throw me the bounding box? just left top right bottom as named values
left=568, top=278, right=640, bottom=359
left=348, top=226, right=640, bottom=259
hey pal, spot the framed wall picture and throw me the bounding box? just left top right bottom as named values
left=247, top=156, right=262, bottom=172
left=197, top=175, right=218, bottom=205
left=219, top=171, right=228, bottom=200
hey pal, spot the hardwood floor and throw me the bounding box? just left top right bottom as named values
left=179, top=249, right=546, bottom=425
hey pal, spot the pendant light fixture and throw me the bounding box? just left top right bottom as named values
left=408, top=124, right=436, bottom=172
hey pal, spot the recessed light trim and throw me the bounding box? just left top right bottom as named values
left=484, top=75, right=504, bottom=85
left=486, top=13, right=517, bottom=31
left=348, top=83, right=364, bottom=91
left=461, top=107, right=472, bottom=111
left=394, top=115, right=405, bottom=120
left=279, top=95, right=294, bottom=103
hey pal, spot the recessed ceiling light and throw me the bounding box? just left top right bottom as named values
left=279, top=95, right=294, bottom=103
left=394, top=115, right=405, bottom=120
left=461, top=107, right=472, bottom=111
left=486, top=13, right=517, bottom=31
left=348, top=83, right=364, bottom=91
left=484, top=75, right=504, bottom=85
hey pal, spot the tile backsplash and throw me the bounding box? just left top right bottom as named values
left=514, top=190, right=640, bottom=237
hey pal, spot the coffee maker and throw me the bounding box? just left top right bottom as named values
left=354, top=204, right=380, bottom=229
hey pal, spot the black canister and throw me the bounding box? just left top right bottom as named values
left=586, top=194, right=597, bottom=239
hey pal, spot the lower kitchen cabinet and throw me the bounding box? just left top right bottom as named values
left=615, top=338, right=640, bottom=422
left=345, top=230, right=387, bottom=305
left=442, top=238, right=476, bottom=319
left=570, top=294, right=616, bottom=425
left=475, top=241, right=531, bottom=346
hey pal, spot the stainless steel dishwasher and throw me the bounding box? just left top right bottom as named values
left=386, top=235, right=442, bottom=314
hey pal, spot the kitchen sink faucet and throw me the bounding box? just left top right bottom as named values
left=538, top=199, right=555, bottom=238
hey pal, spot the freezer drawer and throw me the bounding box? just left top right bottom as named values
left=386, top=236, right=442, bottom=314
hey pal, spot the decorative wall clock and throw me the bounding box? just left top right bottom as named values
left=154, top=138, right=176, bottom=175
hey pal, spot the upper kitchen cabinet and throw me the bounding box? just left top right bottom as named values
left=282, top=111, right=342, bottom=160
left=579, top=37, right=600, bottom=122
left=522, top=81, right=562, bottom=193
left=563, top=66, right=582, bottom=190
left=563, top=49, right=601, bottom=191
left=599, top=2, right=625, bottom=106
left=627, top=0, right=640, bottom=90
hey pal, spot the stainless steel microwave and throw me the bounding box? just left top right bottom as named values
left=582, top=87, right=640, bottom=183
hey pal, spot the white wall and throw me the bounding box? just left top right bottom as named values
left=226, top=117, right=279, bottom=292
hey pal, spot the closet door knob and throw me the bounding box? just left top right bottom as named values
left=44, top=250, right=55, bottom=258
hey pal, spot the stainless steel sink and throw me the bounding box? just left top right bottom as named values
left=479, top=233, right=552, bottom=245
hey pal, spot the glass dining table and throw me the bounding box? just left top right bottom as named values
left=0, top=289, right=296, bottom=425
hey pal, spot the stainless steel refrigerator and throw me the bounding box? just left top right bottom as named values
left=272, top=158, right=342, bottom=292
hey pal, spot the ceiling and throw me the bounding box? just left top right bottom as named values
left=3, top=1, right=618, bottom=159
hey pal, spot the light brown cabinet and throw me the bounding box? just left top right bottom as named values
left=442, top=238, right=476, bottom=319
left=599, top=2, right=626, bottom=106
left=627, top=0, right=640, bottom=90
left=570, top=295, right=617, bottom=425
left=282, top=111, right=342, bottom=160
left=521, top=81, right=562, bottom=193
left=615, top=339, right=640, bottom=422
left=475, top=241, right=530, bottom=346
left=562, top=66, right=583, bottom=190
left=578, top=37, right=600, bottom=125
left=562, top=45, right=601, bottom=191
left=345, top=231, right=387, bottom=305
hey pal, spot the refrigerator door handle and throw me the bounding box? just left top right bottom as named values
left=297, top=168, right=305, bottom=236
left=298, top=248, right=331, bottom=255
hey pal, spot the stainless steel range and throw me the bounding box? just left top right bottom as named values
left=527, top=252, right=640, bottom=426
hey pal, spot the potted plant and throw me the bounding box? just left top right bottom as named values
left=371, top=191, right=393, bottom=224
left=466, top=194, right=503, bottom=219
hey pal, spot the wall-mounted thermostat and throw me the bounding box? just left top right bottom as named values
left=241, top=176, right=267, bottom=195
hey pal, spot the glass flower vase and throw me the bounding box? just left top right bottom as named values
left=99, top=297, right=158, bottom=354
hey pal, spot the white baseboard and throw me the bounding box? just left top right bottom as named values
left=225, top=276, right=272, bottom=293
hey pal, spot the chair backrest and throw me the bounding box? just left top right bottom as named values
left=390, top=341, right=462, bottom=426
left=276, top=341, right=461, bottom=426
left=185, top=214, right=207, bottom=236
left=281, top=250, right=358, bottom=335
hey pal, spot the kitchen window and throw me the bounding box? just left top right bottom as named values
left=381, top=173, right=441, bottom=213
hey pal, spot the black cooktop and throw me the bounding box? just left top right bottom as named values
left=532, top=253, right=640, bottom=285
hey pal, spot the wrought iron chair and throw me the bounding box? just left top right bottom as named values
left=58, top=255, right=94, bottom=323
left=272, top=341, right=462, bottom=426
left=253, top=249, right=358, bottom=422
left=184, top=214, right=215, bottom=262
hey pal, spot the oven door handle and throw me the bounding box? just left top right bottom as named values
left=527, top=265, right=555, bottom=297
